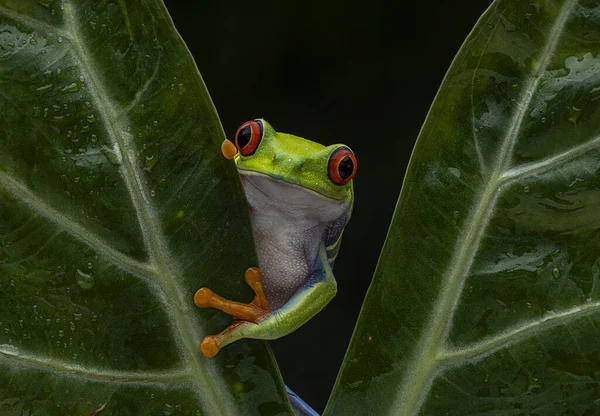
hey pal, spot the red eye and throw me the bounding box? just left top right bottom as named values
left=328, top=146, right=357, bottom=185
left=235, top=120, right=264, bottom=156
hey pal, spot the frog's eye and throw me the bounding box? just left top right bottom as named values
left=235, top=120, right=264, bottom=156
left=328, top=146, right=357, bottom=185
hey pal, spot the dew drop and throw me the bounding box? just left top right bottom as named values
left=36, top=84, right=53, bottom=95
left=60, top=83, right=80, bottom=94
left=526, top=377, right=543, bottom=394
left=75, top=269, right=94, bottom=290
left=37, top=0, right=53, bottom=8
left=101, top=146, right=122, bottom=165
left=552, top=267, right=561, bottom=279
left=163, top=404, right=176, bottom=416
left=144, top=154, right=158, bottom=170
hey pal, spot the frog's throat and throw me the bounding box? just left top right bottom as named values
left=237, top=168, right=348, bottom=202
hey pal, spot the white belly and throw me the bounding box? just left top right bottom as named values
left=251, top=212, right=322, bottom=309
left=241, top=173, right=348, bottom=310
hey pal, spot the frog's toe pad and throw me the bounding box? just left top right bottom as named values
left=194, top=288, right=214, bottom=308
left=221, top=139, right=237, bottom=160
left=244, top=267, right=263, bottom=285
left=200, top=336, right=220, bottom=357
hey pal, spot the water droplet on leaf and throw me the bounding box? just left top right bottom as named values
left=75, top=269, right=94, bottom=290
left=60, top=83, right=80, bottom=94
left=36, top=84, right=53, bottom=95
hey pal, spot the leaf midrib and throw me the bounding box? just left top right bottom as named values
left=60, top=2, right=228, bottom=412
left=0, top=3, right=231, bottom=414
left=392, top=1, right=580, bottom=414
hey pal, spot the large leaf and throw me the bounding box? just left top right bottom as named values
left=0, top=1, right=291, bottom=414
left=326, top=1, right=600, bottom=414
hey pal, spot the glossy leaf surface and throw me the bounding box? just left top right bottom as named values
left=326, top=1, right=600, bottom=415
left=0, top=1, right=290, bottom=414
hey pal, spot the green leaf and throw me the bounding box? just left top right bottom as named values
left=0, top=1, right=290, bottom=414
left=326, top=1, right=600, bottom=414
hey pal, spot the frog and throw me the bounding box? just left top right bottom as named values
left=194, top=119, right=356, bottom=357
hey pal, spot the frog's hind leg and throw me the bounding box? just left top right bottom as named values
left=200, top=312, right=282, bottom=357
left=200, top=321, right=252, bottom=357
left=194, top=267, right=271, bottom=356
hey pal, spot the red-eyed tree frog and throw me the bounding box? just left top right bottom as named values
left=194, top=119, right=356, bottom=357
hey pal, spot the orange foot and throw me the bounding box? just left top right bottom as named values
left=194, top=267, right=270, bottom=357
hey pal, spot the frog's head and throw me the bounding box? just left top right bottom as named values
left=231, top=119, right=356, bottom=202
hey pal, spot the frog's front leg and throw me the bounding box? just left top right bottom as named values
left=194, top=247, right=337, bottom=357
left=194, top=267, right=270, bottom=356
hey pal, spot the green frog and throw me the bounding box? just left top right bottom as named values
left=195, top=119, right=356, bottom=357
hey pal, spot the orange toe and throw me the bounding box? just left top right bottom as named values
left=194, top=288, right=214, bottom=308
left=244, top=267, right=263, bottom=285
left=200, top=336, right=220, bottom=357
left=221, top=139, right=237, bottom=160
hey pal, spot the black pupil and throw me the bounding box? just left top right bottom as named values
left=237, top=125, right=252, bottom=149
left=338, top=156, right=354, bottom=180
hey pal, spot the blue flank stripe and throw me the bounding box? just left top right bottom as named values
left=286, top=385, right=320, bottom=416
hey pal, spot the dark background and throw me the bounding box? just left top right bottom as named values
left=164, top=1, right=491, bottom=412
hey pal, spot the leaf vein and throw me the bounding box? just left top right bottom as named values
left=0, top=171, right=152, bottom=278
left=501, top=133, right=600, bottom=184
left=0, top=344, right=191, bottom=385
left=0, top=5, right=66, bottom=37
left=437, top=301, right=600, bottom=365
